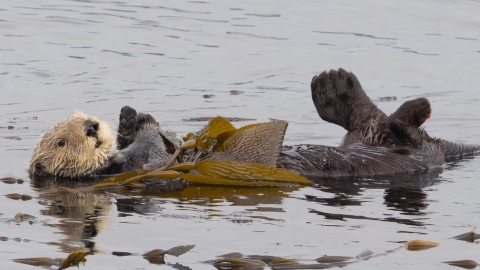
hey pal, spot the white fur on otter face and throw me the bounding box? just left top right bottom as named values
left=29, top=111, right=115, bottom=177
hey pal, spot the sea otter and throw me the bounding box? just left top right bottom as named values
left=29, top=69, right=480, bottom=180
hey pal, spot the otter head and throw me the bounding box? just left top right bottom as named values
left=29, top=111, right=115, bottom=178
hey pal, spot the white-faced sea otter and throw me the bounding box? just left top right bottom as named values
left=29, top=69, right=480, bottom=180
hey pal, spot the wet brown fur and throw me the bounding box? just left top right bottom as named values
left=29, top=111, right=115, bottom=177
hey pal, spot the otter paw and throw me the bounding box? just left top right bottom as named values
left=311, top=68, right=371, bottom=131
left=117, top=106, right=138, bottom=150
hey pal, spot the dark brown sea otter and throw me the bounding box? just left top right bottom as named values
left=29, top=69, right=480, bottom=179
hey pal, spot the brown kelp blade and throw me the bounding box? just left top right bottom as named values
left=93, top=169, right=180, bottom=188
left=269, top=257, right=300, bottom=265
left=405, top=240, right=440, bottom=251
left=214, top=258, right=267, bottom=267
left=13, top=257, right=58, bottom=268
left=316, top=256, right=353, bottom=263
left=443, top=260, right=478, bottom=269
left=142, top=245, right=194, bottom=258
left=195, top=116, right=236, bottom=150
left=212, top=120, right=288, bottom=167
left=214, top=123, right=260, bottom=151
left=94, top=169, right=151, bottom=185
left=195, top=160, right=311, bottom=184
left=451, top=230, right=480, bottom=243
left=181, top=173, right=292, bottom=187
left=164, top=244, right=196, bottom=257
left=120, top=170, right=180, bottom=186
left=59, top=250, right=89, bottom=270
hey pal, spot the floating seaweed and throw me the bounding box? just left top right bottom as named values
left=93, top=117, right=310, bottom=188
left=443, top=260, right=478, bottom=269
left=58, top=250, right=89, bottom=270
left=404, top=240, right=440, bottom=251
left=451, top=230, right=480, bottom=243
left=112, top=245, right=195, bottom=265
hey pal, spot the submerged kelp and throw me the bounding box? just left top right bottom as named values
left=14, top=245, right=195, bottom=269
left=207, top=239, right=441, bottom=269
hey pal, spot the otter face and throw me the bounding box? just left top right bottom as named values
left=29, top=111, right=115, bottom=178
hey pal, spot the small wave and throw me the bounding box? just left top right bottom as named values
left=119, top=5, right=210, bottom=14
left=101, top=50, right=133, bottom=57
left=454, top=37, right=478, bottom=41
left=226, top=31, right=288, bottom=40
left=245, top=13, right=281, bottom=18
left=313, top=30, right=397, bottom=40
left=158, top=15, right=228, bottom=23
left=403, top=50, right=438, bottom=56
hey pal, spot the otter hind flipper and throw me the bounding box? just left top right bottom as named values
left=388, top=98, right=432, bottom=147
left=311, top=68, right=391, bottom=146
left=311, top=68, right=384, bottom=131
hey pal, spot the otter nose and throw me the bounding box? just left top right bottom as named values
left=84, top=120, right=99, bottom=138
left=33, top=163, right=46, bottom=176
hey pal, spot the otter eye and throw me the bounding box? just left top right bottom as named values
left=58, top=140, right=66, bottom=147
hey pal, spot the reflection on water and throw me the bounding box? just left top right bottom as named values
left=305, top=172, right=446, bottom=226
left=32, top=178, right=112, bottom=254
left=308, top=169, right=443, bottom=220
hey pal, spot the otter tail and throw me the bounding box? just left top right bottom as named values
left=439, top=139, right=480, bottom=159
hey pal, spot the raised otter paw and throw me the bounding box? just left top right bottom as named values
left=388, top=98, right=432, bottom=146
left=311, top=68, right=380, bottom=131
left=117, top=106, right=159, bottom=150
left=117, top=106, right=138, bottom=150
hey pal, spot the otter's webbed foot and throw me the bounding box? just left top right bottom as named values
left=388, top=98, right=432, bottom=146
left=311, top=68, right=393, bottom=147
left=117, top=106, right=159, bottom=150
left=311, top=68, right=387, bottom=132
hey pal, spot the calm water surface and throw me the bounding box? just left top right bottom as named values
left=1, top=0, right=480, bottom=269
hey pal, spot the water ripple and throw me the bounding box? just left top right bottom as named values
left=14, top=6, right=75, bottom=12
left=101, top=50, right=133, bottom=57
left=129, top=42, right=155, bottom=47
left=313, top=30, right=397, bottom=40
left=226, top=31, right=288, bottom=40
left=245, top=13, right=281, bottom=18
left=196, top=44, right=219, bottom=48
left=144, top=52, right=165, bottom=56
left=46, top=16, right=104, bottom=24
left=158, top=15, right=228, bottom=23
left=68, top=56, right=85, bottom=59
left=454, top=37, right=478, bottom=41
left=119, top=5, right=211, bottom=14
left=403, top=50, right=439, bottom=56
left=102, top=8, right=136, bottom=13
left=149, top=24, right=201, bottom=32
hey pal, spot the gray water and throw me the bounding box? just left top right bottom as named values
left=1, top=0, right=480, bottom=269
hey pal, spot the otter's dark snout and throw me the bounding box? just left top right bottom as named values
left=33, top=163, right=47, bottom=177
left=84, top=120, right=99, bottom=138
